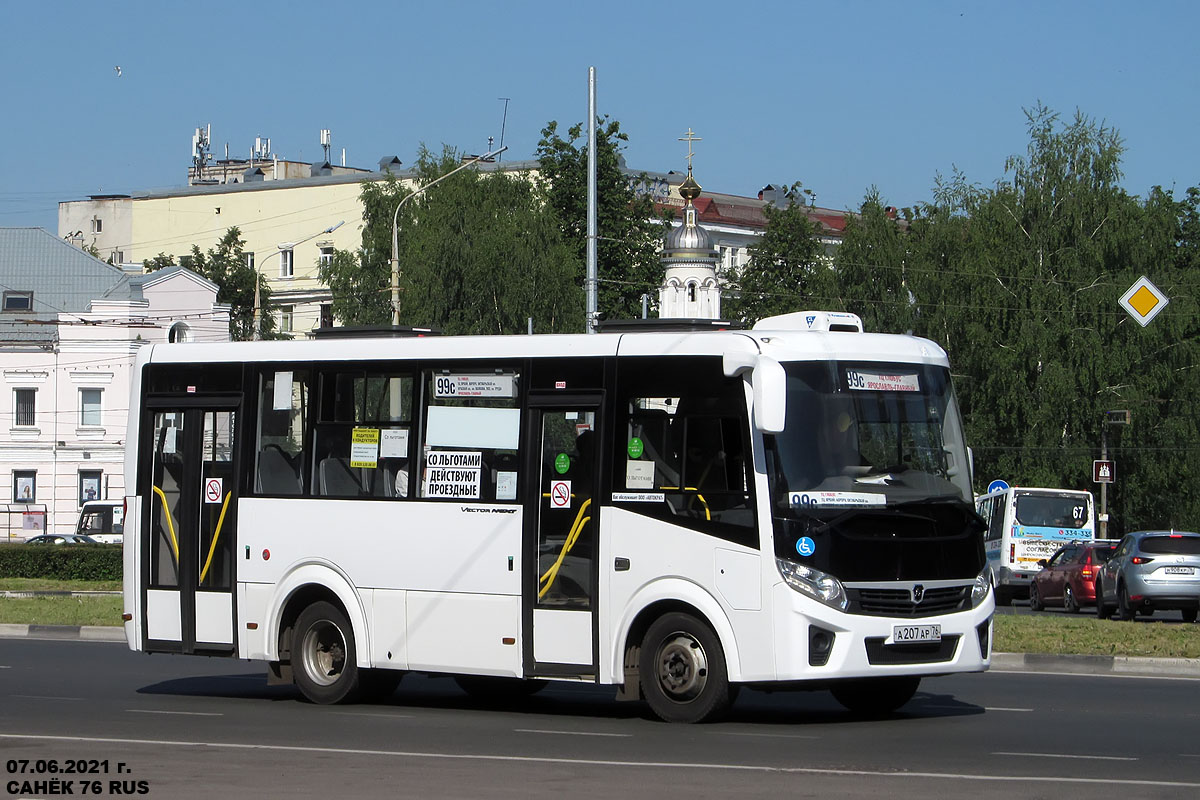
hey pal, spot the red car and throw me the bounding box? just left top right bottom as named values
left=1029, top=541, right=1119, bottom=612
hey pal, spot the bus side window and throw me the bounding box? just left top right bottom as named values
left=419, top=367, right=521, bottom=503
left=255, top=370, right=309, bottom=496
left=314, top=370, right=414, bottom=500
left=614, top=357, right=755, bottom=546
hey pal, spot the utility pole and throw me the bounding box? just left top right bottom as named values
left=585, top=67, right=598, bottom=334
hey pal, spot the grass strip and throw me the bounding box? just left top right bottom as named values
left=995, top=613, right=1200, bottom=659
left=0, top=595, right=124, bottom=627
left=0, top=578, right=121, bottom=592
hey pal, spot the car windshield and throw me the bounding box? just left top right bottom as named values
left=1013, top=493, right=1090, bottom=529
left=767, top=360, right=972, bottom=511
left=1140, top=535, right=1200, bottom=555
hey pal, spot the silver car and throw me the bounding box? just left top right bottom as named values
left=1095, top=531, right=1200, bottom=622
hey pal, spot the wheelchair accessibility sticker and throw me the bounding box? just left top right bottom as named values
left=796, top=537, right=816, bottom=557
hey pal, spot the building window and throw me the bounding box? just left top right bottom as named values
left=80, top=388, right=103, bottom=427
left=320, top=247, right=334, bottom=267
left=91, top=218, right=103, bottom=234
left=168, top=322, right=191, bottom=343
left=246, top=252, right=255, bottom=270
left=279, top=306, right=294, bottom=334
left=280, top=249, right=294, bottom=278
left=79, top=470, right=102, bottom=505
left=114, top=250, right=124, bottom=264
left=13, top=470, right=35, bottom=503
left=320, top=304, right=333, bottom=329
left=3, top=291, right=33, bottom=312
left=14, top=388, right=35, bottom=427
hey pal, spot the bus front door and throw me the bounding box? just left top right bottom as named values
left=526, top=398, right=601, bottom=675
left=141, top=403, right=239, bottom=655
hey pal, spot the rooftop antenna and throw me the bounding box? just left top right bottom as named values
left=320, top=129, right=332, bottom=163
left=498, top=97, right=510, bottom=162
left=191, top=124, right=212, bottom=180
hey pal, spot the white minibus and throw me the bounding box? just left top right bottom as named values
left=122, top=311, right=993, bottom=722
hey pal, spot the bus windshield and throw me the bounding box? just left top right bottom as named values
left=769, top=361, right=972, bottom=510
left=1013, top=492, right=1090, bottom=529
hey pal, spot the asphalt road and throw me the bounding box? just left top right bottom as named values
left=2, top=640, right=1199, bottom=799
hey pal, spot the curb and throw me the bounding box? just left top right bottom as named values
left=991, top=651, right=1200, bottom=678
left=0, top=623, right=125, bottom=642
left=2, top=591, right=121, bottom=598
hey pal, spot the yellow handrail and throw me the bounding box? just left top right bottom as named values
left=199, top=491, right=232, bottom=585
left=661, top=486, right=711, bottom=521
left=151, top=485, right=179, bottom=561
left=538, top=498, right=592, bottom=599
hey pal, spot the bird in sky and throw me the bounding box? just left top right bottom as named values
left=114, top=66, right=122, bottom=77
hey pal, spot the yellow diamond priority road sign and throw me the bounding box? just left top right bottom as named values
left=1119, top=275, right=1169, bottom=327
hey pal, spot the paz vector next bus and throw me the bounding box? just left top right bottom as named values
left=121, top=311, right=992, bottom=723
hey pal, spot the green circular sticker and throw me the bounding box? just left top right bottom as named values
left=627, top=437, right=644, bottom=459
left=554, top=452, right=571, bottom=474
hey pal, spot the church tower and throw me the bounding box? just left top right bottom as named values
left=659, top=129, right=721, bottom=320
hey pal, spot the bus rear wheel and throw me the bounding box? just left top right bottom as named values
left=639, top=612, right=733, bottom=724
left=293, top=601, right=362, bottom=704
left=831, top=676, right=920, bottom=716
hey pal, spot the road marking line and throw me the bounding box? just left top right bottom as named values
left=126, top=710, right=224, bottom=717
left=719, top=732, right=819, bottom=739
left=990, top=669, right=1200, bottom=682
left=984, top=707, right=1034, bottom=712
left=993, top=752, right=1138, bottom=762
left=515, top=729, right=631, bottom=738
left=330, top=712, right=414, bottom=720
left=10, top=695, right=82, bottom=701
left=2, top=733, right=1195, bottom=788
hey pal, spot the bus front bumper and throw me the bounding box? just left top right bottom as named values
left=770, top=582, right=994, bottom=682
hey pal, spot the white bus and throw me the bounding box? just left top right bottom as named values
left=974, top=486, right=1095, bottom=604
left=121, top=311, right=993, bottom=723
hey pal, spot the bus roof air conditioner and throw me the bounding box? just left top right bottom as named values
left=753, top=310, right=864, bottom=333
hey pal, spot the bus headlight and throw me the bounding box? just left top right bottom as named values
left=971, top=567, right=992, bottom=608
left=776, top=558, right=848, bottom=611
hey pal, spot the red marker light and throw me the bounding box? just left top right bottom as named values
left=262, top=549, right=271, bottom=561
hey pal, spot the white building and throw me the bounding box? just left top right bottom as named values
left=0, top=228, right=229, bottom=538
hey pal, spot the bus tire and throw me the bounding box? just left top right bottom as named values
left=831, top=676, right=920, bottom=716
left=639, top=612, right=732, bottom=724
left=292, top=601, right=362, bottom=704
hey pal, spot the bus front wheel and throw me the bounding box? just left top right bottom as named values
left=831, top=676, right=920, bottom=716
left=639, top=612, right=733, bottom=723
left=292, top=601, right=362, bottom=704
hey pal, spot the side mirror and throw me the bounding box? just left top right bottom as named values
left=751, top=356, right=786, bottom=434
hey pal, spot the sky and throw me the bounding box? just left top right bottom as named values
left=1, top=1, right=1196, bottom=233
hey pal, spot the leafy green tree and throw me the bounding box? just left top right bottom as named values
left=724, top=182, right=830, bottom=323
left=536, top=118, right=668, bottom=322
left=321, top=146, right=581, bottom=334
left=143, top=227, right=274, bottom=340
left=827, top=103, right=1200, bottom=532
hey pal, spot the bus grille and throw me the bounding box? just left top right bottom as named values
left=865, top=635, right=961, bottom=665
left=847, top=586, right=969, bottom=618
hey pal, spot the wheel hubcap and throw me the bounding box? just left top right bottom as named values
left=656, top=632, right=708, bottom=702
left=300, top=620, right=346, bottom=686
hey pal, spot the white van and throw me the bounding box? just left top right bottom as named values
left=75, top=500, right=124, bottom=544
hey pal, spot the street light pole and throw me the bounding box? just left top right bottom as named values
left=389, top=145, right=507, bottom=326
left=252, top=220, right=344, bottom=340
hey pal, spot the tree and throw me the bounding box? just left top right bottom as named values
left=725, top=182, right=830, bottom=323
left=825, top=104, right=1200, bottom=532
left=536, top=118, right=668, bottom=322
left=143, top=227, right=274, bottom=340
left=321, top=146, right=581, bottom=334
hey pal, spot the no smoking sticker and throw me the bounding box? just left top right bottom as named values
left=204, top=477, right=223, bottom=504
left=550, top=480, right=572, bottom=509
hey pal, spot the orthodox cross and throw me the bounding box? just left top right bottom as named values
left=678, top=128, right=702, bottom=171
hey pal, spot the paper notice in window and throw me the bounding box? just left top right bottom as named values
left=626, top=460, right=654, bottom=489
left=273, top=371, right=293, bottom=410
left=380, top=428, right=409, bottom=458
left=350, top=428, right=380, bottom=468
left=496, top=471, right=517, bottom=501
